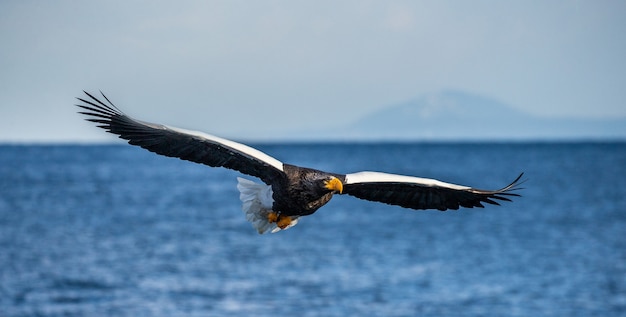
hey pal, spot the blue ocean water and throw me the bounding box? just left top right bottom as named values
left=0, top=142, right=624, bottom=316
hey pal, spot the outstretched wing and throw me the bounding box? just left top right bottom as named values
left=342, top=172, right=523, bottom=211
left=77, top=91, right=285, bottom=184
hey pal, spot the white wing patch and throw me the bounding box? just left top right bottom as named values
left=345, top=171, right=471, bottom=190
left=168, top=126, right=284, bottom=171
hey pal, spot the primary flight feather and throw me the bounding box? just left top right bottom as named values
left=77, top=91, right=523, bottom=234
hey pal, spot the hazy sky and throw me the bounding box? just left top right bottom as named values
left=1, top=1, right=625, bottom=142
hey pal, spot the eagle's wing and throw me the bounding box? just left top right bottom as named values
left=342, top=171, right=523, bottom=211
left=77, top=91, right=284, bottom=184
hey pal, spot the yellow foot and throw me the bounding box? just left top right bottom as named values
left=267, top=212, right=279, bottom=223
left=276, top=216, right=293, bottom=229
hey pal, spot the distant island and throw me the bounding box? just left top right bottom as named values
left=288, top=90, right=626, bottom=141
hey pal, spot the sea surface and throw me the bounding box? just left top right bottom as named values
left=0, top=142, right=624, bottom=316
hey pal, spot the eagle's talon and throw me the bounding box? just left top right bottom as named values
left=267, top=211, right=279, bottom=223
left=276, top=215, right=292, bottom=229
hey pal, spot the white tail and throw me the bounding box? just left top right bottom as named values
left=236, top=177, right=298, bottom=234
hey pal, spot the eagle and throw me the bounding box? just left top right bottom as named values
left=77, top=91, right=523, bottom=234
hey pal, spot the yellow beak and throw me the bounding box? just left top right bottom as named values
left=324, top=177, right=343, bottom=194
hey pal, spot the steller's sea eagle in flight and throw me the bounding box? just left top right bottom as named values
left=77, top=91, right=523, bottom=234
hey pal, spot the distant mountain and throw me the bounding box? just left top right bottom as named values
left=323, top=90, right=626, bottom=141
